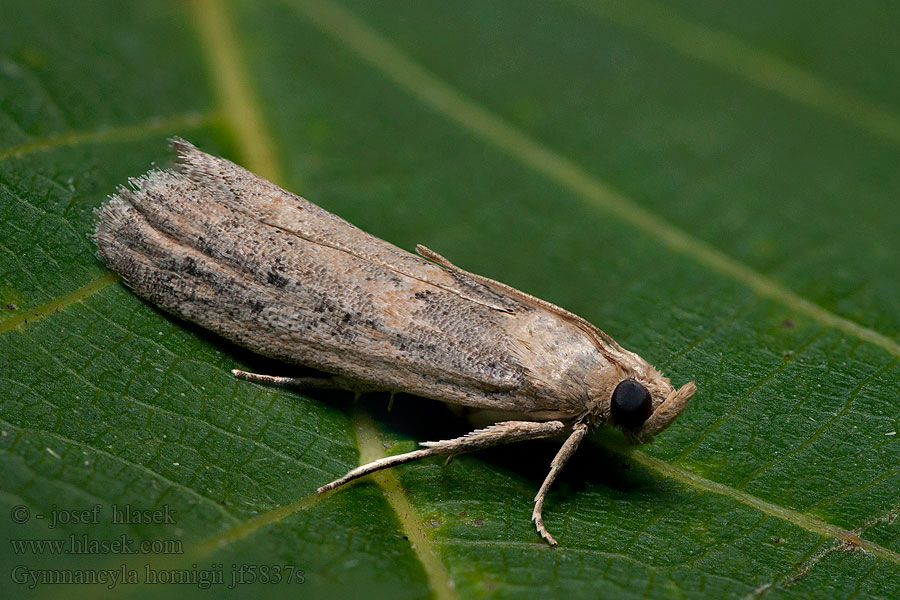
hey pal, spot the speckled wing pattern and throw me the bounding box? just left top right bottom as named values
left=92, top=140, right=607, bottom=417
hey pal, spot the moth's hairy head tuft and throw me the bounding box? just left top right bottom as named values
left=626, top=381, right=697, bottom=444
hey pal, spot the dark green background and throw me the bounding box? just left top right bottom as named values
left=1, top=1, right=898, bottom=598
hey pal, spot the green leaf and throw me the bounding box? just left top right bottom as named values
left=2, top=1, right=899, bottom=598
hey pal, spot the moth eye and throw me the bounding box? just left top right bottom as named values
left=610, top=380, right=652, bottom=429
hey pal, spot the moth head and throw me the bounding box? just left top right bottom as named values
left=601, top=361, right=696, bottom=444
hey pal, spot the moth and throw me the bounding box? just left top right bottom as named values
left=92, top=139, right=696, bottom=545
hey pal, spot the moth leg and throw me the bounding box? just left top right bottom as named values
left=532, top=423, right=589, bottom=546
left=318, top=420, right=565, bottom=493
left=231, top=369, right=349, bottom=390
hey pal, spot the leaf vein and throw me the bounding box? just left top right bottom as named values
left=288, top=0, right=900, bottom=360
left=737, top=355, right=900, bottom=487
left=186, top=2, right=455, bottom=596
left=614, top=445, right=900, bottom=564
left=560, top=0, right=900, bottom=145
left=676, top=328, right=826, bottom=461
left=0, top=111, right=212, bottom=163
left=0, top=418, right=238, bottom=520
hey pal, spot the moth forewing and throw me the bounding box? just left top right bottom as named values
left=92, top=138, right=696, bottom=546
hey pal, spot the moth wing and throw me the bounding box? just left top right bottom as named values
left=415, top=244, right=623, bottom=357
left=168, top=139, right=519, bottom=315
left=94, top=140, right=586, bottom=413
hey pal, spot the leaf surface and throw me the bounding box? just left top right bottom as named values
left=2, top=1, right=899, bottom=598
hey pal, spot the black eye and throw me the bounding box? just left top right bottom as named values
left=610, top=380, right=652, bottom=428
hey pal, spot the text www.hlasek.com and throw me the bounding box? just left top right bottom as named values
left=11, top=534, right=183, bottom=555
